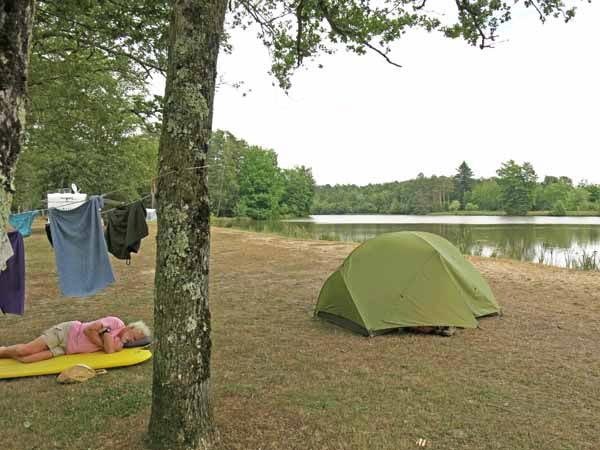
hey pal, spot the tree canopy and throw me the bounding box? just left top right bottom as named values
left=496, top=160, right=538, bottom=216
left=229, top=0, right=577, bottom=90
left=10, top=0, right=169, bottom=210
left=207, top=130, right=315, bottom=219
left=236, top=146, right=284, bottom=220
left=281, top=166, right=316, bottom=217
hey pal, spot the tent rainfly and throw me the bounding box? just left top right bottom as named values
left=314, top=231, right=500, bottom=336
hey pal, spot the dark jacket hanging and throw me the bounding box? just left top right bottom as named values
left=105, top=201, right=149, bottom=262
left=45, top=223, right=53, bottom=247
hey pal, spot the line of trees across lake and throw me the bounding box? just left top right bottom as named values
left=14, top=104, right=597, bottom=219
left=313, top=161, right=600, bottom=216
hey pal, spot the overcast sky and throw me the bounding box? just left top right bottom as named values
left=177, top=3, right=599, bottom=186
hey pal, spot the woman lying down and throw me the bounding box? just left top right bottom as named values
left=0, top=316, right=151, bottom=363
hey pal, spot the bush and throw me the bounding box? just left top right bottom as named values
left=551, top=200, right=567, bottom=216
left=465, top=202, right=479, bottom=211
left=448, top=200, right=461, bottom=212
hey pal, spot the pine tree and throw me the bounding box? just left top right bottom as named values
left=454, top=161, right=475, bottom=209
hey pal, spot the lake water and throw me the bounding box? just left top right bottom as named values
left=216, top=215, right=600, bottom=269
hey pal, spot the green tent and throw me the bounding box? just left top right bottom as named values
left=315, top=231, right=500, bottom=336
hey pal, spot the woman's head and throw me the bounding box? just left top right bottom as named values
left=121, top=321, right=151, bottom=343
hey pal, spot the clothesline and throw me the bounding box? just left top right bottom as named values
left=101, top=164, right=211, bottom=198
left=3, top=177, right=163, bottom=312
left=2, top=197, right=143, bottom=312
left=31, top=193, right=150, bottom=215
left=100, top=193, right=153, bottom=216
left=13, top=164, right=214, bottom=217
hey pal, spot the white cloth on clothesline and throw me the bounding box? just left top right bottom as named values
left=146, top=209, right=157, bottom=222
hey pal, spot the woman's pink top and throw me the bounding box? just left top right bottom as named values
left=66, top=316, right=125, bottom=354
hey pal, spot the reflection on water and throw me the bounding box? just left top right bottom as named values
left=213, top=215, right=600, bottom=270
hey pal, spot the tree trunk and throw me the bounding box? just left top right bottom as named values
left=0, top=0, right=35, bottom=230
left=148, top=1, right=227, bottom=449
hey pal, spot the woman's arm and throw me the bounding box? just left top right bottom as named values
left=101, top=331, right=123, bottom=354
left=84, top=322, right=104, bottom=348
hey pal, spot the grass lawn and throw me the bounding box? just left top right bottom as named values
left=1, top=223, right=599, bottom=450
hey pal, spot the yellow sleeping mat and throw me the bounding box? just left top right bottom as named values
left=0, top=348, right=152, bottom=379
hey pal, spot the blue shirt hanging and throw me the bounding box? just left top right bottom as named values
left=48, top=196, right=115, bottom=297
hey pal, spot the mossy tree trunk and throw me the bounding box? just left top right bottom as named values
left=148, top=1, right=227, bottom=449
left=0, top=0, right=35, bottom=230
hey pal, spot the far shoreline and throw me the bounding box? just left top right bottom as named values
left=427, top=210, right=600, bottom=217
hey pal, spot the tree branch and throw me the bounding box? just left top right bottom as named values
left=317, top=0, right=402, bottom=68
left=28, top=66, right=114, bottom=87
left=527, top=0, right=546, bottom=22
left=237, top=0, right=279, bottom=39
left=363, top=42, right=402, bottom=68
left=414, top=0, right=428, bottom=11
left=454, top=0, right=496, bottom=49
left=35, top=9, right=164, bottom=76
left=296, top=0, right=305, bottom=67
